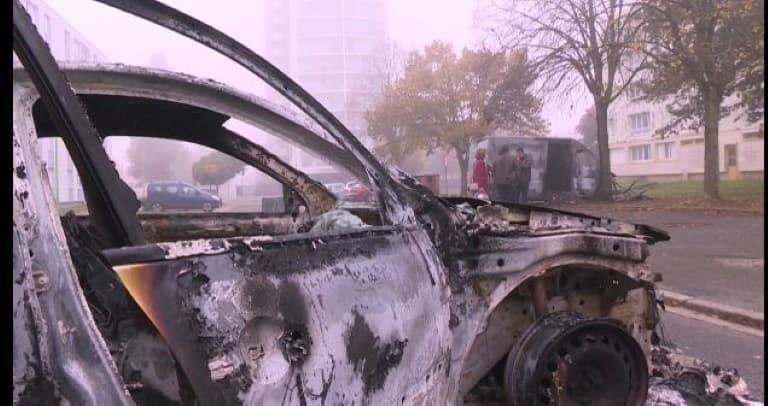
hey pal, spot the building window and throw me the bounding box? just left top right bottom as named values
left=628, top=112, right=651, bottom=133
left=629, top=145, right=651, bottom=161
left=77, top=41, right=89, bottom=61
left=626, top=83, right=643, bottom=99
left=609, top=147, right=625, bottom=164
left=64, top=30, right=71, bottom=59
left=724, top=144, right=738, bottom=167
left=657, top=142, right=675, bottom=160
left=681, top=138, right=705, bottom=146
left=743, top=130, right=764, bottom=140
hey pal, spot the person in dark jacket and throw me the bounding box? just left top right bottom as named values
left=492, top=145, right=516, bottom=202
left=512, top=147, right=532, bottom=203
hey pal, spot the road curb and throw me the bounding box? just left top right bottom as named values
left=660, top=290, right=764, bottom=331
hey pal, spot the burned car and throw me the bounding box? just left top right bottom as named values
left=11, top=1, right=758, bottom=406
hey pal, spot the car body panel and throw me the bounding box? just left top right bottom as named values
left=102, top=225, right=452, bottom=405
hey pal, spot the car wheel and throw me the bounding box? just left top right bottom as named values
left=151, top=203, right=163, bottom=212
left=504, top=311, right=648, bottom=406
left=202, top=202, right=213, bottom=212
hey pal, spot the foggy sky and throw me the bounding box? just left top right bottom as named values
left=45, top=0, right=586, bottom=138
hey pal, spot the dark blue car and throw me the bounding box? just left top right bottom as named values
left=144, top=180, right=222, bottom=212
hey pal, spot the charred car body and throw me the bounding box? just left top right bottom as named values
left=11, top=1, right=758, bottom=405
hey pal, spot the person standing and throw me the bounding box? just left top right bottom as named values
left=471, top=148, right=491, bottom=198
left=492, top=145, right=516, bottom=202
left=512, top=147, right=532, bottom=204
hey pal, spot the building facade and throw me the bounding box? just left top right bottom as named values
left=263, top=0, right=388, bottom=173
left=18, top=0, right=109, bottom=203
left=607, top=83, right=764, bottom=181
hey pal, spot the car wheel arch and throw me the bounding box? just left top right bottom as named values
left=454, top=254, right=658, bottom=397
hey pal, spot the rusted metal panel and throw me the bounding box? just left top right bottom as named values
left=109, top=227, right=452, bottom=405
left=70, top=212, right=304, bottom=243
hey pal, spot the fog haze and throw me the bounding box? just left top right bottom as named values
left=45, top=0, right=585, bottom=138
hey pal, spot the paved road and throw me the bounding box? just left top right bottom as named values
left=659, top=312, right=764, bottom=401
left=648, top=212, right=764, bottom=313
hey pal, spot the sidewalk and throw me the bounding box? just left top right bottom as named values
left=660, top=289, right=763, bottom=336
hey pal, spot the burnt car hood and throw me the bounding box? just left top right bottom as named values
left=441, top=196, right=671, bottom=244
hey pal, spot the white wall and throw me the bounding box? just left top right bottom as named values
left=607, top=86, right=764, bottom=179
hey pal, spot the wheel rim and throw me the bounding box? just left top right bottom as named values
left=505, top=312, right=648, bottom=406
left=203, top=203, right=212, bottom=211
left=151, top=203, right=162, bottom=211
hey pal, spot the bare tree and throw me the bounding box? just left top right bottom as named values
left=481, top=0, right=647, bottom=200
left=343, top=40, right=408, bottom=145
left=576, top=105, right=599, bottom=155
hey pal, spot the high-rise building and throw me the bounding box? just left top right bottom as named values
left=263, top=0, right=388, bottom=174
left=17, top=0, right=109, bottom=203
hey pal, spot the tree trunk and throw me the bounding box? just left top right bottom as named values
left=455, top=145, right=469, bottom=197
left=594, top=99, right=613, bottom=200
left=703, top=87, right=722, bottom=199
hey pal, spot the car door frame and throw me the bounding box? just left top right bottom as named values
left=14, top=1, right=456, bottom=405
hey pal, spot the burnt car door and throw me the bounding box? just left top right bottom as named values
left=103, top=219, right=452, bottom=405
left=14, top=1, right=453, bottom=405
left=75, top=90, right=453, bottom=405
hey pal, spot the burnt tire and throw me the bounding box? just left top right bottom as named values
left=504, top=311, right=648, bottom=406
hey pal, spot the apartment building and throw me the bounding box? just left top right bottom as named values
left=607, top=83, right=764, bottom=181
left=18, top=0, right=109, bottom=203
left=262, top=0, right=388, bottom=175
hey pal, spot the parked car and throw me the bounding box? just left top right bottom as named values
left=341, top=180, right=373, bottom=202
left=323, top=182, right=346, bottom=197
left=13, top=2, right=750, bottom=406
left=144, top=180, right=222, bottom=212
